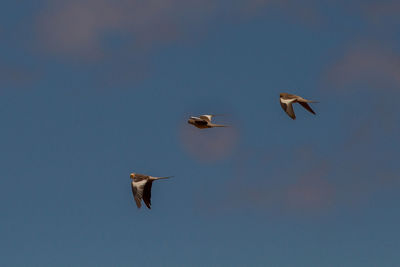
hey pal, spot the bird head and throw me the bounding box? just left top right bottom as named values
left=130, top=173, right=135, bottom=179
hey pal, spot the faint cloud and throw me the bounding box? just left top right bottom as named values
left=198, top=136, right=400, bottom=217
left=36, top=0, right=216, bottom=59
left=324, top=42, right=400, bottom=90
left=240, top=0, right=322, bottom=26
left=285, top=163, right=334, bottom=213
left=37, top=0, right=121, bottom=58
left=363, top=1, right=400, bottom=25
left=0, top=64, right=40, bottom=89
left=179, top=122, right=239, bottom=163
left=321, top=39, right=400, bottom=152
left=201, top=146, right=337, bottom=216
left=36, top=0, right=325, bottom=59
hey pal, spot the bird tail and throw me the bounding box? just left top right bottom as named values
left=210, top=123, right=228, bottom=127
left=303, top=99, right=319, bottom=103
left=151, top=176, right=174, bottom=180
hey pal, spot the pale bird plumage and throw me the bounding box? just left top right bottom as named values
left=187, top=114, right=228, bottom=129
left=199, top=115, right=213, bottom=122
left=130, top=172, right=173, bottom=209
left=279, top=93, right=317, bottom=120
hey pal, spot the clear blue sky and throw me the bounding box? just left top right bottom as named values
left=1, top=1, right=400, bottom=266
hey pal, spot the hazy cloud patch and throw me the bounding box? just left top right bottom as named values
left=35, top=0, right=327, bottom=59
left=324, top=42, right=400, bottom=91
left=179, top=122, right=239, bottom=163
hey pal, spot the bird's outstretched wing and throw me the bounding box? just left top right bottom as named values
left=199, top=115, right=212, bottom=122
left=298, top=102, right=316, bottom=115
left=280, top=99, right=296, bottom=120
left=131, top=182, right=142, bottom=208
left=194, top=120, right=208, bottom=127
left=131, top=180, right=147, bottom=208
left=142, top=181, right=153, bottom=209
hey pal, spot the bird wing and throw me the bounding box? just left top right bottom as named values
left=132, top=174, right=149, bottom=182
left=131, top=180, right=147, bottom=208
left=194, top=120, right=209, bottom=126
left=199, top=115, right=212, bottom=122
left=131, top=182, right=142, bottom=208
left=285, top=94, right=299, bottom=99
left=298, top=102, right=316, bottom=115
left=280, top=98, right=296, bottom=120
left=142, top=181, right=153, bottom=209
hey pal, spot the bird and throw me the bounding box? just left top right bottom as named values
left=279, top=93, right=317, bottom=120
left=130, top=173, right=173, bottom=209
left=187, top=114, right=227, bottom=129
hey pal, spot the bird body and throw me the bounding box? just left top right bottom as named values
left=188, top=114, right=227, bottom=129
left=279, top=93, right=317, bottom=120
left=130, top=173, right=172, bottom=209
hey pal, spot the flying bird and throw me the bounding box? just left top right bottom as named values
left=187, top=114, right=227, bottom=129
left=130, top=173, right=173, bottom=209
left=279, top=93, right=317, bottom=120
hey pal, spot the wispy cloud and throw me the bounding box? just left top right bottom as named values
left=324, top=41, right=400, bottom=91
left=363, top=1, right=400, bottom=25
left=179, top=122, right=239, bottom=163
left=0, top=64, right=40, bottom=89
left=196, top=147, right=337, bottom=216
left=36, top=0, right=217, bottom=58
left=35, top=0, right=326, bottom=59
left=197, top=118, right=400, bottom=217
left=26, top=0, right=400, bottom=66
left=241, top=0, right=322, bottom=25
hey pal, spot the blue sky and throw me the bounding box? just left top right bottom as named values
left=1, top=1, right=400, bottom=266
